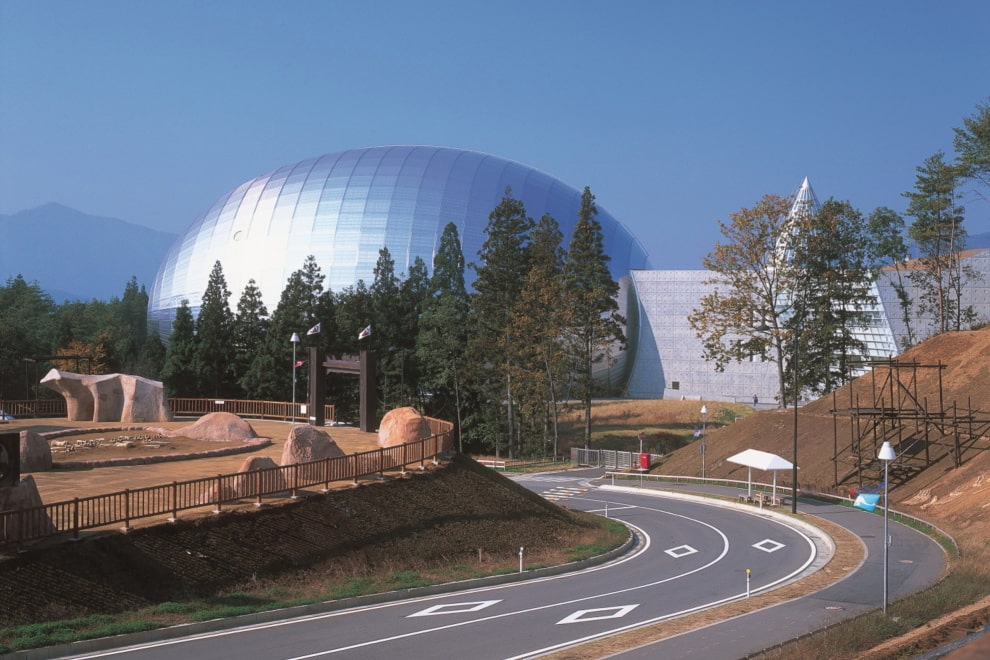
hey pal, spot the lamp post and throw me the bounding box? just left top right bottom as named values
left=700, top=404, right=708, bottom=478
left=878, top=440, right=896, bottom=616
left=791, top=334, right=799, bottom=514
left=290, top=332, right=300, bottom=423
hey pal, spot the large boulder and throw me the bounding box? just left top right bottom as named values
left=0, top=476, right=56, bottom=541
left=378, top=406, right=431, bottom=448
left=166, top=412, right=259, bottom=442
left=40, top=369, right=172, bottom=423
left=232, top=456, right=287, bottom=497
left=19, top=430, right=52, bottom=473
left=280, top=425, right=344, bottom=465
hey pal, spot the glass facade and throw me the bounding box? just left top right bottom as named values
left=149, top=145, right=651, bottom=338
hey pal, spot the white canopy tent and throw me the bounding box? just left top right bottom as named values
left=726, top=448, right=797, bottom=502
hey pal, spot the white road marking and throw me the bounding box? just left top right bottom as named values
left=753, top=539, right=785, bottom=553
left=665, top=544, right=699, bottom=558
left=557, top=604, right=639, bottom=624
left=407, top=600, right=501, bottom=617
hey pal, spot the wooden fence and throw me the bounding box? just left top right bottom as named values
left=0, top=398, right=335, bottom=424
left=1, top=421, right=454, bottom=548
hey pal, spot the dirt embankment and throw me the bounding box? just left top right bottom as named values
left=0, top=455, right=594, bottom=628
left=659, top=327, right=990, bottom=541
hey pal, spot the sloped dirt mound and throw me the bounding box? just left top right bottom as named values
left=0, top=455, right=588, bottom=628
left=657, top=326, right=990, bottom=537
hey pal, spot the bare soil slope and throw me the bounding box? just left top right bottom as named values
left=658, top=327, right=990, bottom=539
left=0, top=455, right=596, bottom=629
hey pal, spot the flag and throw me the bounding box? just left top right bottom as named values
left=307, top=323, right=321, bottom=336
left=853, top=493, right=881, bottom=512
left=358, top=324, right=372, bottom=340
left=294, top=360, right=307, bottom=368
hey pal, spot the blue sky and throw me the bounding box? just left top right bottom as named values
left=2, top=0, right=989, bottom=269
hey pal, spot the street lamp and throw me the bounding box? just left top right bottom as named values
left=791, top=335, right=800, bottom=514
left=878, top=440, right=896, bottom=616
left=290, top=332, right=300, bottom=423
left=700, top=405, right=708, bottom=478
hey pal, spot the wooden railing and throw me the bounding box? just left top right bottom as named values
left=0, top=398, right=335, bottom=424
left=1, top=421, right=455, bottom=547
left=168, top=398, right=335, bottom=424
left=0, top=399, right=67, bottom=420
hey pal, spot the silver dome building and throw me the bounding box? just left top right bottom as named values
left=148, top=145, right=650, bottom=381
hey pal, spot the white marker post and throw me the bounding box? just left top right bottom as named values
left=519, top=547, right=524, bottom=573
left=746, top=568, right=751, bottom=597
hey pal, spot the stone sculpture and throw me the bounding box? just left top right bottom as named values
left=40, top=369, right=172, bottom=423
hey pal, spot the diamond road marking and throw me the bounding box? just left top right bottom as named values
left=753, top=539, right=785, bottom=553
left=665, top=544, right=698, bottom=558
left=557, top=604, right=639, bottom=624
left=543, top=487, right=587, bottom=499
left=407, top=600, right=501, bottom=617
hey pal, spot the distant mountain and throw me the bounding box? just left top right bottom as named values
left=0, top=203, right=178, bottom=302
left=968, top=231, right=990, bottom=249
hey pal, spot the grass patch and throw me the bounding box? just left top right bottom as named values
left=0, top=615, right=164, bottom=653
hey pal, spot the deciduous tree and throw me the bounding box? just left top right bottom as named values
left=688, top=195, right=803, bottom=406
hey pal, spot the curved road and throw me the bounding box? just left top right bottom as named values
left=62, top=472, right=817, bottom=660
left=59, top=470, right=946, bottom=660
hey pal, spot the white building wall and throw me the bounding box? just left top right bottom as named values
left=625, top=250, right=990, bottom=403
left=626, top=270, right=780, bottom=403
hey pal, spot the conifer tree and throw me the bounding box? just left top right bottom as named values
left=954, top=98, right=990, bottom=201
left=788, top=199, right=874, bottom=395
left=160, top=300, right=198, bottom=397
left=470, top=188, right=534, bottom=457
left=563, top=187, right=624, bottom=449
left=904, top=152, right=974, bottom=335
left=511, top=213, right=570, bottom=456
left=867, top=207, right=915, bottom=348
left=195, top=261, right=236, bottom=396
left=417, top=223, right=470, bottom=448
left=233, top=278, right=269, bottom=398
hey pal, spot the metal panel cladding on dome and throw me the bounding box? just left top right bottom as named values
left=148, top=145, right=651, bottom=336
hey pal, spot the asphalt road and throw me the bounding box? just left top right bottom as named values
left=59, top=471, right=839, bottom=660
left=597, top=480, right=948, bottom=659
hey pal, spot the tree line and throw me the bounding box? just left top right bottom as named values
left=1, top=187, right=622, bottom=458
left=690, top=99, right=990, bottom=405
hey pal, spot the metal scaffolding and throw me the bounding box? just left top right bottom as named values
left=830, top=359, right=990, bottom=490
